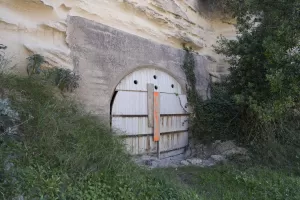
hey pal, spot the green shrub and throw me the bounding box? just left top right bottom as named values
left=54, top=68, right=80, bottom=92
left=209, top=0, right=300, bottom=168
left=182, top=48, right=300, bottom=168
left=0, top=44, right=12, bottom=74
left=43, top=68, right=80, bottom=92
left=214, top=0, right=300, bottom=121
left=26, top=54, right=46, bottom=76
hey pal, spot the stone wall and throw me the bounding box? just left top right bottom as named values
left=67, top=16, right=209, bottom=121
left=0, top=0, right=235, bottom=77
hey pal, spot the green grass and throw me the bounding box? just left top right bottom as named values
left=0, top=74, right=199, bottom=200
left=165, top=165, right=300, bottom=200
left=1, top=74, right=300, bottom=200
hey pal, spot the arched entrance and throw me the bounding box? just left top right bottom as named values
left=111, top=68, right=189, bottom=158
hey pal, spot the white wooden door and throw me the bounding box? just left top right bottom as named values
left=111, top=68, right=189, bottom=156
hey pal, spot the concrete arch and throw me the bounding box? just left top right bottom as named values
left=68, top=16, right=209, bottom=122
left=108, top=65, right=187, bottom=105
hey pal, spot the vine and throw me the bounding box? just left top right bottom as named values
left=181, top=46, right=240, bottom=142
left=181, top=46, right=202, bottom=137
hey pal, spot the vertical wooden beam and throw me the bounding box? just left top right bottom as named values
left=153, top=92, right=160, bottom=142
left=154, top=91, right=160, bottom=159
left=147, top=84, right=154, bottom=128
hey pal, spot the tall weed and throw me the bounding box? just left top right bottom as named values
left=0, top=74, right=199, bottom=199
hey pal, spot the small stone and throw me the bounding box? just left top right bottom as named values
left=214, top=140, right=236, bottom=153
left=202, top=159, right=216, bottom=167
left=211, top=155, right=226, bottom=162
left=180, top=160, right=189, bottom=166
left=145, top=159, right=158, bottom=167
left=186, top=158, right=203, bottom=165
left=222, top=147, right=247, bottom=156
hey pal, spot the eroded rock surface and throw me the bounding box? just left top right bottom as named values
left=0, top=0, right=235, bottom=76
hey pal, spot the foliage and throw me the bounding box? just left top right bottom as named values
left=181, top=48, right=239, bottom=142
left=44, top=68, right=80, bottom=92
left=26, top=54, right=47, bottom=76
left=215, top=0, right=300, bottom=121
left=182, top=46, right=300, bottom=168
left=0, top=74, right=199, bottom=200
left=181, top=47, right=203, bottom=138
left=207, top=0, right=300, bottom=167
left=182, top=48, right=239, bottom=142
left=0, top=99, right=20, bottom=137
left=171, top=165, right=300, bottom=200
left=0, top=44, right=12, bottom=74
left=191, top=83, right=241, bottom=142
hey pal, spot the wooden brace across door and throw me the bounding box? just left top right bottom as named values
left=147, top=83, right=160, bottom=142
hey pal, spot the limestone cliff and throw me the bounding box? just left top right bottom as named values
left=0, top=0, right=235, bottom=76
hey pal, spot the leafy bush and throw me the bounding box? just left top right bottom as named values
left=26, top=54, right=80, bottom=91
left=215, top=0, right=300, bottom=121
left=26, top=54, right=47, bottom=76
left=54, top=68, right=80, bottom=92
left=208, top=0, right=300, bottom=167
left=0, top=44, right=12, bottom=74
left=182, top=47, right=300, bottom=168
left=182, top=48, right=240, bottom=142
left=43, top=68, right=80, bottom=92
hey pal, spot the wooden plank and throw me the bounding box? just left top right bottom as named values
left=153, top=92, right=160, bottom=142
left=147, top=84, right=154, bottom=128
left=111, top=116, right=189, bottom=135
left=160, top=93, right=189, bottom=114
left=111, top=91, right=148, bottom=115
left=123, top=131, right=188, bottom=155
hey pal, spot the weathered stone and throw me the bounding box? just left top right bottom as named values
left=145, top=159, right=159, bottom=168
left=0, top=0, right=235, bottom=76
left=222, top=147, right=248, bottom=156
left=211, top=155, right=226, bottom=162
left=186, top=158, right=203, bottom=165
left=213, top=140, right=248, bottom=157
left=201, top=159, right=216, bottom=167
left=134, top=140, right=250, bottom=169
left=213, top=140, right=235, bottom=153
left=180, top=160, right=190, bottom=166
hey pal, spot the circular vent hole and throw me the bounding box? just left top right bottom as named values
left=134, top=80, right=138, bottom=84
left=153, top=75, right=157, bottom=79
left=155, top=85, right=158, bottom=90
left=171, top=84, right=174, bottom=88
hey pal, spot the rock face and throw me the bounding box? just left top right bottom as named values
left=0, top=0, right=235, bottom=77
left=67, top=16, right=210, bottom=120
